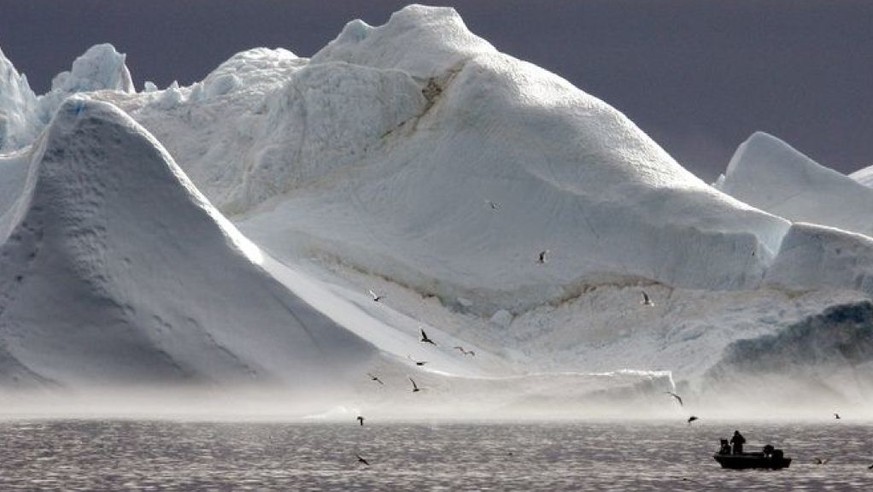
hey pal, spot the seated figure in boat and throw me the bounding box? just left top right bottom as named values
left=719, top=439, right=731, bottom=455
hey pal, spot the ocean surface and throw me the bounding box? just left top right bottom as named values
left=0, top=419, right=870, bottom=491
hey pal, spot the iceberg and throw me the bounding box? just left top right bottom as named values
left=0, top=5, right=869, bottom=414
left=717, top=131, right=873, bottom=238
left=0, top=47, right=39, bottom=152
left=0, top=97, right=379, bottom=390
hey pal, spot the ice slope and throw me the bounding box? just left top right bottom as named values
left=164, top=5, right=788, bottom=313
left=0, top=6, right=868, bottom=412
left=85, top=6, right=791, bottom=315
left=0, top=16, right=704, bottom=409
left=716, top=132, right=873, bottom=237
left=0, top=47, right=40, bottom=152
left=0, top=97, right=386, bottom=390
left=765, top=222, right=873, bottom=296
left=849, top=164, right=873, bottom=187
left=109, top=47, right=310, bottom=211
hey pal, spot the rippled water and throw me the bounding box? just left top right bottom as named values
left=0, top=419, right=871, bottom=490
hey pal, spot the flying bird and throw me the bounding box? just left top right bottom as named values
left=868, top=463, right=873, bottom=470
left=454, top=346, right=475, bottom=356
left=368, top=289, right=385, bottom=302
left=641, top=291, right=655, bottom=306
left=409, top=377, right=421, bottom=393
left=367, top=373, right=384, bottom=385
left=356, top=416, right=365, bottom=426
left=814, top=457, right=829, bottom=465
left=537, top=250, right=549, bottom=264
left=665, top=391, right=683, bottom=406
left=407, top=355, right=427, bottom=366
left=356, top=453, right=370, bottom=466
left=687, top=416, right=699, bottom=425
left=485, top=199, right=499, bottom=210
left=420, top=328, right=436, bottom=345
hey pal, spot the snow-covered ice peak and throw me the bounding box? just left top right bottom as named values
left=0, top=47, right=34, bottom=101
left=0, top=46, right=39, bottom=152
left=849, top=163, right=873, bottom=188
left=199, top=47, right=306, bottom=100
left=311, top=4, right=496, bottom=78
left=50, top=43, right=134, bottom=94
left=717, top=131, right=873, bottom=238
left=0, top=96, right=379, bottom=388
left=239, top=37, right=791, bottom=307
left=0, top=5, right=871, bottom=411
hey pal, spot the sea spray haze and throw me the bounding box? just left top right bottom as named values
left=0, top=5, right=870, bottom=418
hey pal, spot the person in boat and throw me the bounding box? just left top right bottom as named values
left=730, top=430, right=746, bottom=454
left=719, top=439, right=731, bottom=454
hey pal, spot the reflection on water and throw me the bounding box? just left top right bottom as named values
left=0, top=420, right=871, bottom=490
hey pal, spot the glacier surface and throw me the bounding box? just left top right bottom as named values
left=0, top=4, right=870, bottom=418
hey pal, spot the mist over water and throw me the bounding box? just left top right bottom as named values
left=1, top=419, right=871, bottom=491
left=2, top=379, right=871, bottom=424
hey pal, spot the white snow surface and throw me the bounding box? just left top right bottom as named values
left=850, top=166, right=873, bottom=187
left=50, top=43, right=134, bottom=95
left=766, top=222, right=873, bottom=296
left=0, top=5, right=871, bottom=416
left=1, top=43, right=135, bottom=154
left=112, top=5, right=790, bottom=313
left=0, top=97, right=386, bottom=390
left=717, top=131, right=873, bottom=238
left=0, top=47, right=40, bottom=151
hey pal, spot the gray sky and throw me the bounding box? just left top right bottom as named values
left=1, top=0, right=871, bottom=182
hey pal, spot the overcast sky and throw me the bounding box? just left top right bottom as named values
left=1, top=0, right=871, bottom=182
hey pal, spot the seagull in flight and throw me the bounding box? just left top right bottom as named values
left=454, top=346, right=475, bottom=356
left=537, top=250, right=549, bottom=264
left=356, top=416, right=365, bottom=426
left=409, top=377, right=421, bottom=393
left=407, top=355, right=427, bottom=366
left=814, top=457, right=829, bottom=465
left=368, top=289, right=385, bottom=302
left=641, top=291, right=655, bottom=307
left=367, top=373, right=384, bottom=385
left=665, top=391, right=683, bottom=406
left=485, top=199, right=499, bottom=210
left=356, top=453, right=370, bottom=466
left=687, top=416, right=699, bottom=425
left=420, top=328, right=436, bottom=345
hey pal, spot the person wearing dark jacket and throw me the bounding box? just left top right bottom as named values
left=730, top=430, right=746, bottom=454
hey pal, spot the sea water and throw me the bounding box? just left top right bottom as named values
left=0, top=420, right=870, bottom=491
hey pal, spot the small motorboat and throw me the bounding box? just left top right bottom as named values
left=713, top=441, right=792, bottom=470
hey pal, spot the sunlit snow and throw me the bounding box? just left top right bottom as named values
left=0, top=5, right=870, bottom=419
